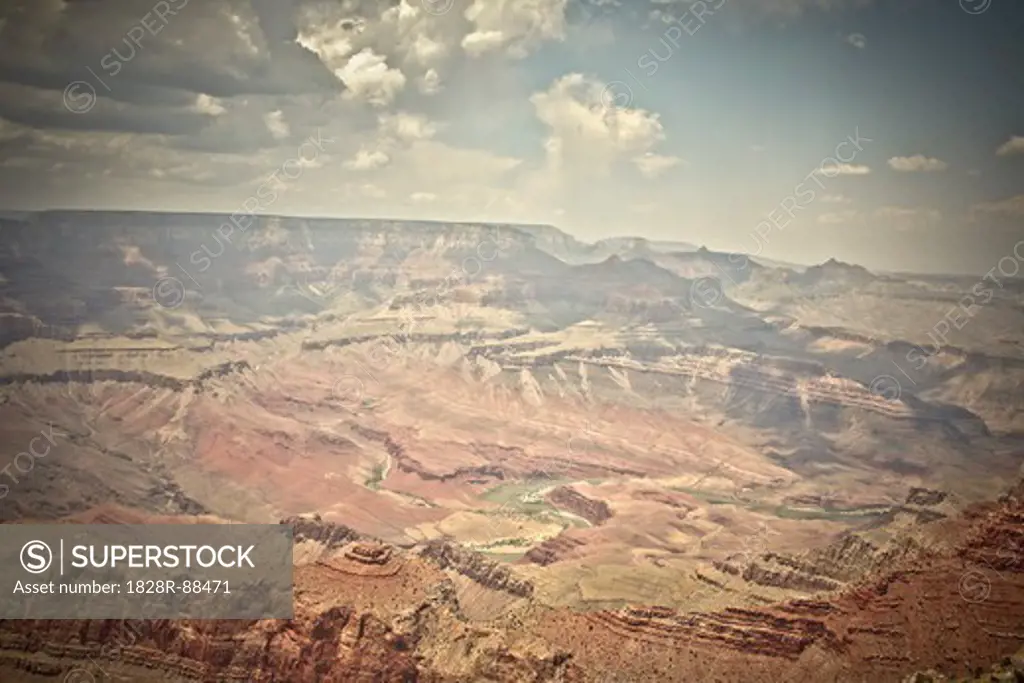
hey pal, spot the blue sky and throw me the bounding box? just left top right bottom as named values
left=0, top=0, right=1021, bottom=274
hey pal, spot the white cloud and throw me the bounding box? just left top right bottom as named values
left=462, top=30, right=507, bottom=56
left=410, top=191, right=437, bottom=203
left=463, top=0, right=569, bottom=58
left=633, top=152, right=682, bottom=178
left=408, top=32, right=449, bottom=66
left=419, top=68, right=442, bottom=94
left=820, top=194, right=851, bottom=203
left=399, top=140, right=522, bottom=185
left=996, top=136, right=1024, bottom=157
left=340, top=112, right=439, bottom=173
left=815, top=162, right=871, bottom=176
left=531, top=73, right=668, bottom=173
left=818, top=210, right=859, bottom=225
left=296, top=17, right=355, bottom=65
left=263, top=110, right=290, bottom=140
left=335, top=48, right=407, bottom=107
left=845, top=32, right=866, bottom=48
left=378, top=112, right=438, bottom=143
left=970, top=194, right=1024, bottom=217
left=191, top=94, right=226, bottom=117
left=353, top=183, right=387, bottom=199
left=345, top=148, right=391, bottom=171
left=887, top=155, right=948, bottom=172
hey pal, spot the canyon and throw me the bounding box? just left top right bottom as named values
left=0, top=211, right=1022, bottom=681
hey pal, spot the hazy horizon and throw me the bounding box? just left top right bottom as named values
left=1, top=0, right=1022, bottom=275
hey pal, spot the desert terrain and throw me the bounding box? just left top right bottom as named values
left=1, top=211, right=1023, bottom=681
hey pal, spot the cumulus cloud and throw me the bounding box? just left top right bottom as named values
left=335, top=48, right=407, bottom=107
left=341, top=111, right=439, bottom=172
left=462, top=30, right=507, bottom=56
left=463, top=0, right=569, bottom=58
left=887, top=155, right=949, bottom=172
left=378, top=111, right=438, bottom=142
left=531, top=73, right=669, bottom=173
left=633, top=152, right=682, bottom=178
left=0, top=0, right=1004, bottom=275
left=345, top=148, right=391, bottom=170
left=0, top=0, right=572, bottom=222
left=845, top=32, right=866, bottom=48
left=419, top=68, right=442, bottom=94
left=263, top=110, right=290, bottom=140
left=191, top=94, right=227, bottom=117
left=996, top=136, right=1024, bottom=157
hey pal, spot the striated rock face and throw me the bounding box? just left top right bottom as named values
left=766, top=531, right=926, bottom=585
left=705, top=527, right=928, bottom=598
left=576, top=603, right=846, bottom=661
left=2, top=487, right=1024, bottom=682
left=0, top=610, right=425, bottom=683
left=286, top=515, right=363, bottom=549
left=531, top=484, right=1024, bottom=682
left=714, top=555, right=843, bottom=593
left=525, top=534, right=587, bottom=566
left=0, top=360, right=255, bottom=392
left=419, top=540, right=534, bottom=598
left=906, top=487, right=948, bottom=507
left=344, top=541, right=394, bottom=565
left=581, top=352, right=919, bottom=419
left=545, top=486, right=612, bottom=525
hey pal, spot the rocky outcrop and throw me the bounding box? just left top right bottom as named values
left=769, top=532, right=926, bottom=585
left=318, top=542, right=404, bottom=578
left=571, top=353, right=919, bottom=419
left=2, top=360, right=255, bottom=395
left=419, top=540, right=534, bottom=598
left=525, top=534, right=587, bottom=566
left=546, top=486, right=612, bottom=525
left=713, top=556, right=843, bottom=593
left=579, top=604, right=845, bottom=660
left=344, top=541, right=394, bottom=565
left=284, top=515, right=363, bottom=549
left=906, top=487, right=948, bottom=507
left=0, top=609, right=425, bottom=682
left=3, top=483, right=1024, bottom=682
left=0, top=368, right=190, bottom=390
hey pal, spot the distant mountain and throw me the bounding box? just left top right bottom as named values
left=509, top=224, right=596, bottom=263
left=797, top=257, right=877, bottom=288
left=513, top=227, right=699, bottom=265
left=589, top=236, right=699, bottom=262
left=646, top=246, right=765, bottom=285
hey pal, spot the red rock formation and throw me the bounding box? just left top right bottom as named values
left=545, top=486, right=612, bottom=525
left=1, top=487, right=1022, bottom=682
left=525, top=534, right=587, bottom=566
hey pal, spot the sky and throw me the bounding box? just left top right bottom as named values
left=0, top=0, right=1022, bottom=275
